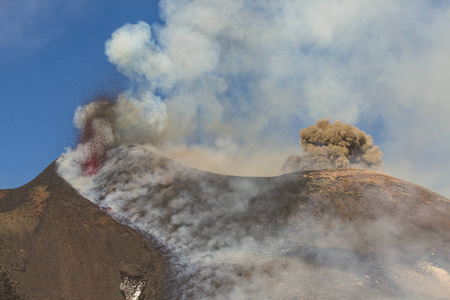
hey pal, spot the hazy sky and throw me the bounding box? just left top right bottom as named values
left=2, top=0, right=450, bottom=197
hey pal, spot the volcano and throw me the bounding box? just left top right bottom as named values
left=1, top=150, right=449, bottom=299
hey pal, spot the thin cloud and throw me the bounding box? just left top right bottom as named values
left=0, top=0, right=85, bottom=51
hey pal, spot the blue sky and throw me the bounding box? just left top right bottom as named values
left=2, top=0, right=450, bottom=197
left=0, top=0, right=161, bottom=188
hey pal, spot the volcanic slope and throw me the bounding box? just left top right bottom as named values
left=2, top=149, right=450, bottom=299
left=0, top=162, right=166, bottom=300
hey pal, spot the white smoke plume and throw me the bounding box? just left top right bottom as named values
left=62, top=0, right=450, bottom=196
left=283, top=119, right=383, bottom=172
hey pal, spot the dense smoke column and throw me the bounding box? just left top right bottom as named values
left=283, top=119, right=383, bottom=172
left=70, top=95, right=168, bottom=177
left=74, top=100, right=117, bottom=176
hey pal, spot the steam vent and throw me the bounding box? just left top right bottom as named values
left=1, top=148, right=450, bottom=299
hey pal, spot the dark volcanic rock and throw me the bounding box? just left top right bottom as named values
left=283, top=168, right=450, bottom=257
left=0, top=162, right=165, bottom=300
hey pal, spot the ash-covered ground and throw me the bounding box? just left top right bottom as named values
left=57, top=145, right=450, bottom=299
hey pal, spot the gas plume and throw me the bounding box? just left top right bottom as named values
left=69, top=96, right=294, bottom=177
left=59, top=0, right=450, bottom=196
left=70, top=94, right=167, bottom=175
left=283, top=119, right=383, bottom=172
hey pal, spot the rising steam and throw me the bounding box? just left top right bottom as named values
left=283, top=119, right=383, bottom=172
left=56, top=0, right=450, bottom=196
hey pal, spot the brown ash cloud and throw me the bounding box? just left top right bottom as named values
left=70, top=95, right=168, bottom=176
left=283, top=119, right=383, bottom=172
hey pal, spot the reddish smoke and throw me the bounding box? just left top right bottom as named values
left=82, top=141, right=105, bottom=176
left=75, top=99, right=116, bottom=176
left=72, top=94, right=168, bottom=176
